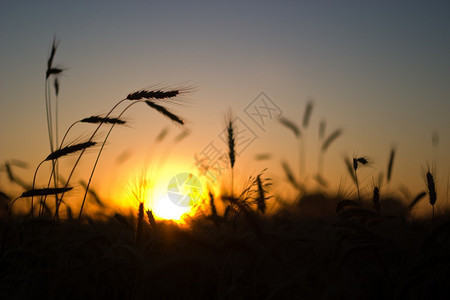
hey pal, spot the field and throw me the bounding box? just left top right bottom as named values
left=1, top=38, right=450, bottom=300
left=1, top=193, right=450, bottom=299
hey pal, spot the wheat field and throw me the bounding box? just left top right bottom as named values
left=1, top=37, right=450, bottom=300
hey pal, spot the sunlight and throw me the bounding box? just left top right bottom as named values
left=152, top=195, right=191, bottom=221
left=114, top=162, right=208, bottom=223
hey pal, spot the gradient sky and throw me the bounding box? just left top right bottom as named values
left=1, top=1, right=449, bottom=214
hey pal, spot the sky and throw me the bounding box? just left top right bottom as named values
left=1, top=0, right=449, bottom=215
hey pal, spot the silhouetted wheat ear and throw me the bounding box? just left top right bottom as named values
left=353, top=156, right=369, bottom=171
left=45, top=141, right=96, bottom=161
left=387, top=147, right=396, bottom=183
left=255, top=153, right=271, bottom=160
left=321, top=128, right=342, bottom=152
left=373, top=187, right=380, bottom=212
left=408, top=191, right=427, bottom=209
left=155, top=127, right=169, bottom=142
left=427, top=171, right=436, bottom=206
left=47, top=36, right=58, bottom=71
left=319, top=120, right=326, bottom=140
left=145, top=101, right=184, bottom=125
left=282, top=161, right=300, bottom=190
left=146, top=210, right=157, bottom=230
left=54, top=78, right=59, bottom=96
left=227, top=118, right=235, bottom=169
left=302, top=101, right=314, bottom=128
left=223, top=204, right=232, bottom=221
left=378, top=172, right=384, bottom=187
left=81, top=116, right=126, bottom=125
left=278, top=117, right=301, bottom=138
left=315, top=174, right=328, bottom=187
left=352, top=158, right=358, bottom=172
left=21, top=187, right=73, bottom=198
left=136, top=202, right=144, bottom=243
left=209, top=192, right=218, bottom=218
left=432, top=131, right=439, bottom=148
left=46, top=68, right=63, bottom=79
left=256, top=175, right=266, bottom=214
left=344, top=157, right=356, bottom=184
left=4, top=163, right=14, bottom=182
left=174, top=129, right=190, bottom=143
left=126, top=89, right=179, bottom=100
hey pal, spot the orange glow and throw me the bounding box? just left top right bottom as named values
left=152, top=195, right=191, bottom=222
left=111, top=161, right=208, bottom=223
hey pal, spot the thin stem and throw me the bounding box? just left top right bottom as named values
left=55, top=92, right=59, bottom=188
left=301, top=135, right=306, bottom=180
left=7, top=196, right=22, bottom=216
left=298, top=138, right=302, bottom=184
left=42, top=121, right=79, bottom=218
left=31, top=160, right=45, bottom=217
left=55, top=94, right=59, bottom=155
left=432, top=205, right=435, bottom=230
left=45, top=78, right=59, bottom=215
left=44, top=79, right=53, bottom=153
left=58, top=98, right=127, bottom=202
left=47, top=80, right=54, bottom=152
left=77, top=101, right=139, bottom=220
left=356, top=171, right=361, bottom=202
left=41, top=162, right=56, bottom=217
left=231, top=168, right=234, bottom=197
left=318, top=151, right=324, bottom=178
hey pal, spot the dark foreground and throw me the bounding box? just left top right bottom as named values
left=1, top=196, right=450, bottom=300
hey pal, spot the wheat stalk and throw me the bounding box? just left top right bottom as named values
left=80, top=116, right=126, bottom=125
left=408, top=191, right=427, bottom=210
left=7, top=186, right=69, bottom=216
left=136, top=202, right=144, bottom=243
left=209, top=191, right=218, bottom=219
left=301, top=101, right=313, bottom=180
left=45, top=141, right=96, bottom=161
left=344, top=156, right=356, bottom=184
left=278, top=117, right=301, bottom=138
left=127, top=89, right=180, bottom=100
left=145, top=101, right=184, bottom=125
left=226, top=112, right=236, bottom=196
left=302, top=101, right=314, bottom=129
left=387, top=147, right=396, bottom=184
left=256, top=175, right=266, bottom=214
left=426, top=170, right=437, bottom=228
left=321, top=128, right=342, bottom=152
left=78, top=95, right=187, bottom=220
left=21, top=187, right=73, bottom=198
left=146, top=209, right=157, bottom=231
left=282, top=161, right=300, bottom=190
left=318, top=127, right=342, bottom=180
left=373, top=186, right=380, bottom=212
left=319, top=120, right=326, bottom=140
left=352, top=156, right=369, bottom=202
left=227, top=117, right=236, bottom=169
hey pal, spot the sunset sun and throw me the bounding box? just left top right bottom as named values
left=118, top=165, right=206, bottom=223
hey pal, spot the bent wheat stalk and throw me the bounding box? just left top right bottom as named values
left=60, top=87, right=184, bottom=204
left=318, top=127, right=342, bottom=177
left=78, top=98, right=185, bottom=220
